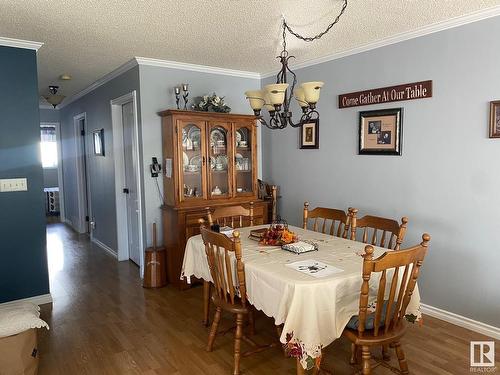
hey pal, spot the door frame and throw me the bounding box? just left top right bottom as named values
left=110, top=90, right=144, bottom=274
left=73, top=113, right=90, bottom=234
left=40, top=121, right=65, bottom=222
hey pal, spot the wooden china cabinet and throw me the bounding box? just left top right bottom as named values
left=159, top=110, right=270, bottom=288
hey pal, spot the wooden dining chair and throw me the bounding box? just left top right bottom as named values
left=200, top=226, right=274, bottom=375
left=303, top=202, right=355, bottom=239
left=342, top=233, right=430, bottom=375
left=202, top=204, right=255, bottom=327
left=351, top=211, right=409, bottom=250
left=206, top=203, right=254, bottom=228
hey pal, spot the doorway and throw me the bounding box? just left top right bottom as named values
left=73, top=113, right=91, bottom=234
left=40, top=122, right=65, bottom=224
left=110, top=91, right=143, bottom=273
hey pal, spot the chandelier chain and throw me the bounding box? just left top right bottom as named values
left=282, top=0, right=348, bottom=43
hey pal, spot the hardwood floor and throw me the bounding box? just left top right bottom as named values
left=39, top=223, right=497, bottom=374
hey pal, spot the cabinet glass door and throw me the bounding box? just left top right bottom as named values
left=207, top=122, right=232, bottom=199
left=178, top=120, right=206, bottom=202
left=234, top=124, right=255, bottom=196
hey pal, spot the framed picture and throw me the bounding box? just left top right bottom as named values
left=93, top=129, right=105, bottom=156
left=299, top=119, right=319, bottom=149
left=489, top=100, right=500, bottom=138
left=359, top=108, right=403, bottom=155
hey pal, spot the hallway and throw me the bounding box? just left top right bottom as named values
left=38, top=223, right=494, bottom=374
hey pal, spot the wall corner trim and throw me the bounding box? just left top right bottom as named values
left=421, top=303, right=500, bottom=340
left=260, top=5, right=500, bottom=78
left=135, top=56, right=261, bottom=79
left=91, top=236, right=118, bottom=259
left=0, top=36, right=43, bottom=51
left=0, top=293, right=53, bottom=307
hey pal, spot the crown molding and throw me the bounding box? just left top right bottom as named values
left=135, top=56, right=261, bottom=79
left=60, top=56, right=260, bottom=109
left=261, top=6, right=500, bottom=78
left=59, top=59, right=138, bottom=108
left=39, top=103, right=58, bottom=110
left=0, top=36, right=43, bottom=51
left=59, top=6, right=500, bottom=108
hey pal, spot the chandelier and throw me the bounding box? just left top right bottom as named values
left=43, top=86, right=65, bottom=108
left=245, top=0, right=348, bottom=130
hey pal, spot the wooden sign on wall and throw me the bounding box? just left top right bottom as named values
left=338, top=80, right=432, bottom=109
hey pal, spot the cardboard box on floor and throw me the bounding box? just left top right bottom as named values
left=0, top=329, right=38, bottom=375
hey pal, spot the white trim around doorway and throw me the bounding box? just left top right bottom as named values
left=40, top=122, right=65, bottom=222
left=73, top=113, right=89, bottom=234
left=110, top=90, right=144, bottom=275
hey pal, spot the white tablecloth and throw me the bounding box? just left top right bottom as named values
left=181, top=225, right=421, bottom=369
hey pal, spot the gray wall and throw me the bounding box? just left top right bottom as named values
left=0, top=46, right=49, bottom=302
left=59, top=66, right=140, bottom=250
left=43, top=168, right=58, bottom=188
left=40, top=108, right=60, bottom=123
left=138, top=65, right=260, bottom=246
left=262, top=16, right=500, bottom=327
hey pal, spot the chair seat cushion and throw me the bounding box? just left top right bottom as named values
left=346, top=301, right=396, bottom=330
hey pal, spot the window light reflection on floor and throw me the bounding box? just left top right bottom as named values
left=47, top=232, right=64, bottom=278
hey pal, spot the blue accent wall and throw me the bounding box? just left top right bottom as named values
left=0, top=46, right=49, bottom=302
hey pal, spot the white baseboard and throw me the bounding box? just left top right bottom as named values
left=0, top=293, right=53, bottom=307
left=421, top=303, right=500, bottom=340
left=91, top=236, right=117, bottom=258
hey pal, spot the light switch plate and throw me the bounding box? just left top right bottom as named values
left=0, top=178, right=28, bottom=192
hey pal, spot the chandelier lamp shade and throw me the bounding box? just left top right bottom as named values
left=244, top=0, right=348, bottom=130
left=43, top=86, right=65, bottom=108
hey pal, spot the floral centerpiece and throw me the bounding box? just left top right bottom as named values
left=259, top=219, right=298, bottom=246
left=192, top=93, right=231, bottom=113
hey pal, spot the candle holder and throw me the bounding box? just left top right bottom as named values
left=174, top=86, right=181, bottom=110
left=182, top=83, right=189, bottom=110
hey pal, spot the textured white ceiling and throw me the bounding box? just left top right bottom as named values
left=1, top=0, right=499, bottom=101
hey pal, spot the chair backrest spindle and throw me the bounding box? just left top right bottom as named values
left=200, top=225, right=246, bottom=308
left=303, top=202, right=356, bottom=240
left=206, top=203, right=255, bottom=229
left=356, top=234, right=430, bottom=338
left=353, top=215, right=408, bottom=250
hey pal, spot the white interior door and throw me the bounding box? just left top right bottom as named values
left=122, top=101, right=141, bottom=265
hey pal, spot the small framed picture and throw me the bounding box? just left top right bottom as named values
left=93, top=129, right=105, bottom=156
left=359, top=108, right=403, bottom=155
left=489, top=100, right=500, bottom=138
left=299, top=119, right=319, bottom=149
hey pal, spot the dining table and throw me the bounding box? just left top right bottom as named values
left=181, top=224, right=422, bottom=372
